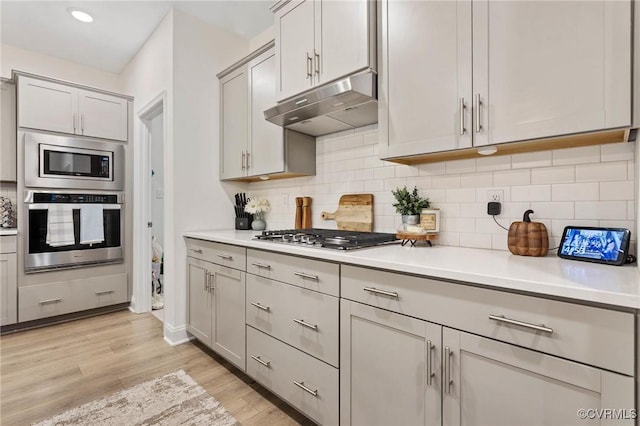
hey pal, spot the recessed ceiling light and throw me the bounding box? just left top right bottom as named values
left=68, top=8, right=93, bottom=23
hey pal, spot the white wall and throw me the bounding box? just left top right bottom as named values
left=169, top=8, right=248, bottom=341
left=249, top=25, right=275, bottom=51
left=151, top=113, right=165, bottom=249
left=249, top=126, right=637, bottom=253
left=1, top=44, right=122, bottom=92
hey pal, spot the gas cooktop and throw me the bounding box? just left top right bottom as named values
left=254, top=228, right=399, bottom=250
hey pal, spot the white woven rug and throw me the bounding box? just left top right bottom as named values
left=32, top=370, right=239, bottom=426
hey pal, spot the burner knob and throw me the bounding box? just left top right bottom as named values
left=282, top=234, right=293, bottom=242
left=306, top=236, right=316, bottom=245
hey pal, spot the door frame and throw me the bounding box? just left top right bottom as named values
left=132, top=91, right=166, bottom=314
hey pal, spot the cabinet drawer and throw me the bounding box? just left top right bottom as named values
left=247, top=274, right=339, bottom=367
left=342, top=265, right=635, bottom=376
left=0, top=235, right=17, bottom=254
left=247, top=249, right=339, bottom=296
left=246, top=326, right=339, bottom=426
left=19, top=273, right=127, bottom=322
left=185, top=238, right=246, bottom=271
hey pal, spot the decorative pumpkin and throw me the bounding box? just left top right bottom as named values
left=508, top=210, right=549, bottom=257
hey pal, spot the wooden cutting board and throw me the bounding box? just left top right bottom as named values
left=321, top=194, right=373, bottom=232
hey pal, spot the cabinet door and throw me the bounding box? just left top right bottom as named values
left=0, top=253, right=17, bottom=326
left=317, top=0, right=372, bottom=86
left=340, top=300, right=441, bottom=426
left=211, top=264, right=246, bottom=371
left=442, top=328, right=635, bottom=426
left=248, top=51, right=284, bottom=177
left=78, top=89, right=128, bottom=141
left=186, top=257, right=212, bottom=345
left=0, top=82, right=16, bottom=181
left=18, top=76, right=77, bottom=135
left=275, top=0, right=315, bottom=101
left=473, top=0, right=631, bottom=147
left=220, top=67, right=248, bottom=179
left=379, top=0, right=472, bottom=159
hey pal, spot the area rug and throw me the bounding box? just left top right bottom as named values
left=33, top=370, right=239, bottom=426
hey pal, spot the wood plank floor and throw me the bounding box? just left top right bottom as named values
left=0, top=310, right=315, bottom=425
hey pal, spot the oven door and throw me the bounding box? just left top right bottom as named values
left=25, top=202, right=123, bottom=272
left=24, top=132, right=124, bottom=191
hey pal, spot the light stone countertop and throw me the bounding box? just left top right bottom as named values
left=184, top=229, right=640, bottom=310
left=0, top=228, right=18, bottom=236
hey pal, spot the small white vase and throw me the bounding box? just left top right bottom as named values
left=251, top=216, right=266, bottom=231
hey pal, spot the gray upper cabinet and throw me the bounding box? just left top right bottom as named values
left=272, top=0, right=376, bottom=102
left=218, top=43, right=316, bottom=182
left=0, top=81, right=16, bottom=182
left=379, top=0, right=632, bottom=160
left=17, top=75, right=128, bottom=142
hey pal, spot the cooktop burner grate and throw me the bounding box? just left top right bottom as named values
left=254, top=228, right=399, bottom=250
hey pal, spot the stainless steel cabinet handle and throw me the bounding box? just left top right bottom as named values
left=444, top=346, right=452, bottom=394
left=475, top=94, right=482, bottom=133
left=246, top=151, right=250, bottom=169
left=190, top=248, right=203, bottom=254
left=241, top=150, right=246, bottom=170
left=293, top=318, right=318, bottom=331
left=251, top=302, right=270, bottom=312
left=294, top=272, right=318, bottom=281
left=314, top=50, right=320, bottom=75
left=39, top=298, right=62, bottom=305
left=251, top=355, right=271, bottom=367
left=295, top=98, right=308, bottom=105
left=363, top=287, right=399, bottom=299
left=209, top=272, right=215, bottom=293
left=489, top=314, right=553, bottom=334
left=293, top=380, right=318, bottom=397
left=306, top=53, right=313, bottom=79
left=80, top=114, right=85, bottom=134
left=217, top=254, right=233, bottom=261
left=459, top=98, right=466, bottom=135
left=73, top=113, right=77, bottom=133
left=204, top=271, right=210, bottom=292
left=95, top=290, right=114, bottom=295
left=251, top=262, right=271, bottom=270
left=426, top=340, right=435, bottom=386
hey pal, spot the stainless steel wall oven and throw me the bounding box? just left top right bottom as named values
left=24, top=191, right=124, bottom=272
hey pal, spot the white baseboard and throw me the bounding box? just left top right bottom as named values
left=163, top=322, right=191, bottom=346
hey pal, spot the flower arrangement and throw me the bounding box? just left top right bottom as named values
left=244, top=196, right=270, bottom=217
left=391, top=186, right=430, bottom=215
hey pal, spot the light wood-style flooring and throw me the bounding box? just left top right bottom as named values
left=0, top=310, right=315, bottom=425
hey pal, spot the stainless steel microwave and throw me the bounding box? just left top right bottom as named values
left=24, top=132, right=124, bottom=191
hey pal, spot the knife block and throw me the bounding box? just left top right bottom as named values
left=235, top=216, right=252, bottom=230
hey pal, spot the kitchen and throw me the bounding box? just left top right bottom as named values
left=1, top=1, right=639, bottom=425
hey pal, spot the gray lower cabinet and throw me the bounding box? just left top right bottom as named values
left=186, top=253, right=246, bottom=371
left=0, top=235, right=17, bottom=326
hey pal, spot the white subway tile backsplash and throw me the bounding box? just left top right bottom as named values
left=252, top=128, right=635, bottom=249
left=599, top=181, right=634, bottom=201
left=552, top=182, right=599, bottom=201
left=574, top=201, right=627, bottom=220
left=531, top=166, right=574, bottom=184
left=511, top=185, right=551, bottom=202
left=512, top=151, right=552, bottom=169
left=552, top=146, right=600, bottom=166
left=575, top=162, right=627, bottom=182
left=598, top=220, right=635, bottom=234
left=601, top=142, right=635, bottom=162
left=493, top=169, right=530, bottom=186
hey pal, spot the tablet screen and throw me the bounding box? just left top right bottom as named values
left=559, top=227, right=630, bottom=265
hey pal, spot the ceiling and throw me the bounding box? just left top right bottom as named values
left=0, top=1, right=274, bottom=74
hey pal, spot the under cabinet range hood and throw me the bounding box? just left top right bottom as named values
left=264, top=70, right=377, bottom=137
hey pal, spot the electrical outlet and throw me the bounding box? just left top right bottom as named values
left=487, top=190, right=503, bottom=203
left=155, top=188, right=164, bottom=199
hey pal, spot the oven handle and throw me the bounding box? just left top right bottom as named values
left=27, top=204, right=122, bottom=210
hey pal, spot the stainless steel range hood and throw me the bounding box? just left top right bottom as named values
left=264, top=70, right=377, bottom=137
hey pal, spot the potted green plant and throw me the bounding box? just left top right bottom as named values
left=391, top=186, right=430, bottom=225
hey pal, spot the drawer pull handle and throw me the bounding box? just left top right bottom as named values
left=95, top=290, right=114, bottom=295
left=217, top=254, right=233, bottom=261
left=426, top=340, right=435, bottom=386
left=251, top=355, right=271, bottom=367
left=293, top=380, right=318, bottom=397
left=39, top=298, right=62, bottom=305
left=251, top=302, right=270, bottom=312
left=444, top=346, right=453, bottom=394
left=293, top=318, right=318, bottom=331
left=294, top=272, right=319, bottom=281
left=489, top=314, right=553, bottom=334
left=363, top=287, right=399, bottom=299
left=251, top=262, right=271, bottom=270
left=190, top=248, right=203, bottom=254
